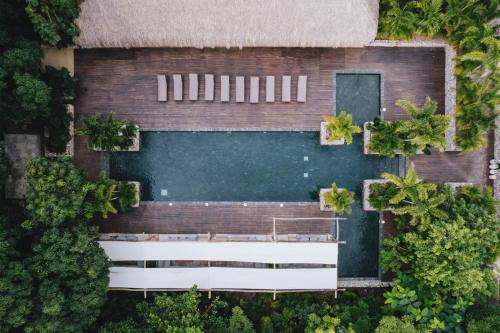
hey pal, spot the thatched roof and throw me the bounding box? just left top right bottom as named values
left=76, top=0, right=379, bottom=48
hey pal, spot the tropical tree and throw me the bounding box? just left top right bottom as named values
left=25, top=0, right=83, bottom=47
left=322, top=182, right=355, bottom=214
left=24, top=158, right=97, bottom=229
left=78, top=113, right=138, bottom=151
left=382, top=165, right=446, bottom=228
left=396, top=97, right=450, bottom=153
left=367, top=118, right=402, bottom=157
left=322, top=111, right=361, bottom=144
left=26, top=223, right=110, bottom=333
left=375, top=316, right=430, bottom=333
left=381, top=183, right=499, bottom=330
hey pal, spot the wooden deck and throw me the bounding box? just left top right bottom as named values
left=74, top=47, right=493, bottom=234
left=100, top=202, right=333, bottom=235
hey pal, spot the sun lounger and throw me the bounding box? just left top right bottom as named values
left=250, top=76, right=259, bottom=103
left=189, top=74, right=198, bottom=100
left=157, top=75, right=167, bottom=102
left=204, top=74, right=214, bottom=101
left=297, top=75, right=307, bottom=102
left=236, top=76, right=245, bottom=103
left=266, top=76, right=275, bottom=103
left=282, top=75, right=291, bottom=102
left=173, top=74, right=183, bottom=101
left=221, top=75, right=230, bottom=102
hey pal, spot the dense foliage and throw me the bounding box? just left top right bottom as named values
left=0, top=0, right=79, bottom=153
left=379, top=168, right=499, bottom=331
left=378, top=0, right=500, bottom=152
left=368, top=97, right=450, bottom=157
left=26, top=0, right=83, bottom=48
left=0, top=158, right=112, bottom=333
left=323, top=111, right=362, bottom=144
left=464, top=301, right=500, bottom=333
left=98, top=289, right=383, bottom=333
left=322, top=182, right=355, bottom=214
left=78, top=113, right=139, bottom=151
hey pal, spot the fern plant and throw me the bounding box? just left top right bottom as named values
left=322, top=111, right=361, bottom=144
left=322, top=182, right=355, bottom=214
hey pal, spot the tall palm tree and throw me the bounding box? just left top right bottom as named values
left=323, top=111, right=361, bottom=144
left=396, top=97, right=450, bottom=153
left=383, top=165, right=446, bottom=228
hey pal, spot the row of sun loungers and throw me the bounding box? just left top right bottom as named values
left=157, top=74, right=307, bottom=103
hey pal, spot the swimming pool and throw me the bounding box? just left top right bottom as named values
left=107, top=73, right=394, bottom=278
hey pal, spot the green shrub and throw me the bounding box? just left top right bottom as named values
left=228, top=306, right=256, bottom=333
left=13, top=72, right=52, bottom=121
left=375, top=316, right=429, bottom=333
left=78, top=113, right=138, bottom=152
left=116, top=181, right=138, bottom=212
left=466, top=301, right=500, bottom=333
left=24, top=157, right=96, bottom=228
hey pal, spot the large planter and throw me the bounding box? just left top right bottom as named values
left=320, top=188, right=349, bottom=212
left=128, top=181, right=141, bottom=208
left=363, top=179, right=392, bottom=211
left=320, top=122, right=345, bottom=145
left=363, top=121, right=423, bottom=156
left=93, top=125, right=140, bottom=152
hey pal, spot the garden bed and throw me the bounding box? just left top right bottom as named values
left=44, top=105, right=74, bottom=157
left=93, top=125, right=140, bottom=152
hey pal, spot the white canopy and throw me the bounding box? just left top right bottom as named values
left=99, top=241, right=338, bottom=265
left=109, top=267, right=337, bottom=290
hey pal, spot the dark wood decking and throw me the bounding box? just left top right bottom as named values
left=75, top=47, right=445, bottom=130
left=74, top=47, right=492, bottom=233
left=100, top=202, right=332, bottom=235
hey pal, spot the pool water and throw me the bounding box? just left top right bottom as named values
left=108, top=73, right=394, bottom=278
left=110, top=132, right=396, bottom=203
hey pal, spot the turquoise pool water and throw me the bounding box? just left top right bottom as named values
left=108, top=73, right=393, bottom=277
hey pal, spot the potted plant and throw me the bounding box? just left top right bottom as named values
left=91, top=173, right=139, bottom=218
left=78, top=113, right=139, bottom=152
left=320, top=182, right=355, bottom=213
left=321, top=111, right=362, bottom=145
left=363, top=179, right=398, bottom=211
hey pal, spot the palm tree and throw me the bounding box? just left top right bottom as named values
left=322, top=182, right=355, bottom=214
left=323, top=111, right=361, bottom=144
left=383, top=165, right=446, bottom=228
left=396, top=97, right=450, bottom=153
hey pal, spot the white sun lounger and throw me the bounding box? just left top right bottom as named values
left=297, top=75, right=307, bottom=102
left=250, top=77, right=259, bottom=104
left=221, top=75, right=230, bottom=102
left=157, top=75, right=167, bottom=102
left=236, top=76, right=245, bottom=103
left=189, top=74, right=198, bottom=101
left=173, top=74, right=183, bottom=101
left=204, top=74, right=214, bottom=101
left=282, top=76, right=291, bottom=102
left=266, top=76, right=275, bottom=103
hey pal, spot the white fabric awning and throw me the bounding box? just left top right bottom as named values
left=99, top=241, right=338, bottom=265
left=109, top=267, right=337, bottom=290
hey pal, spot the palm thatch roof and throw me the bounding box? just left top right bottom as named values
left=76, top=0, right=379, bottom=48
